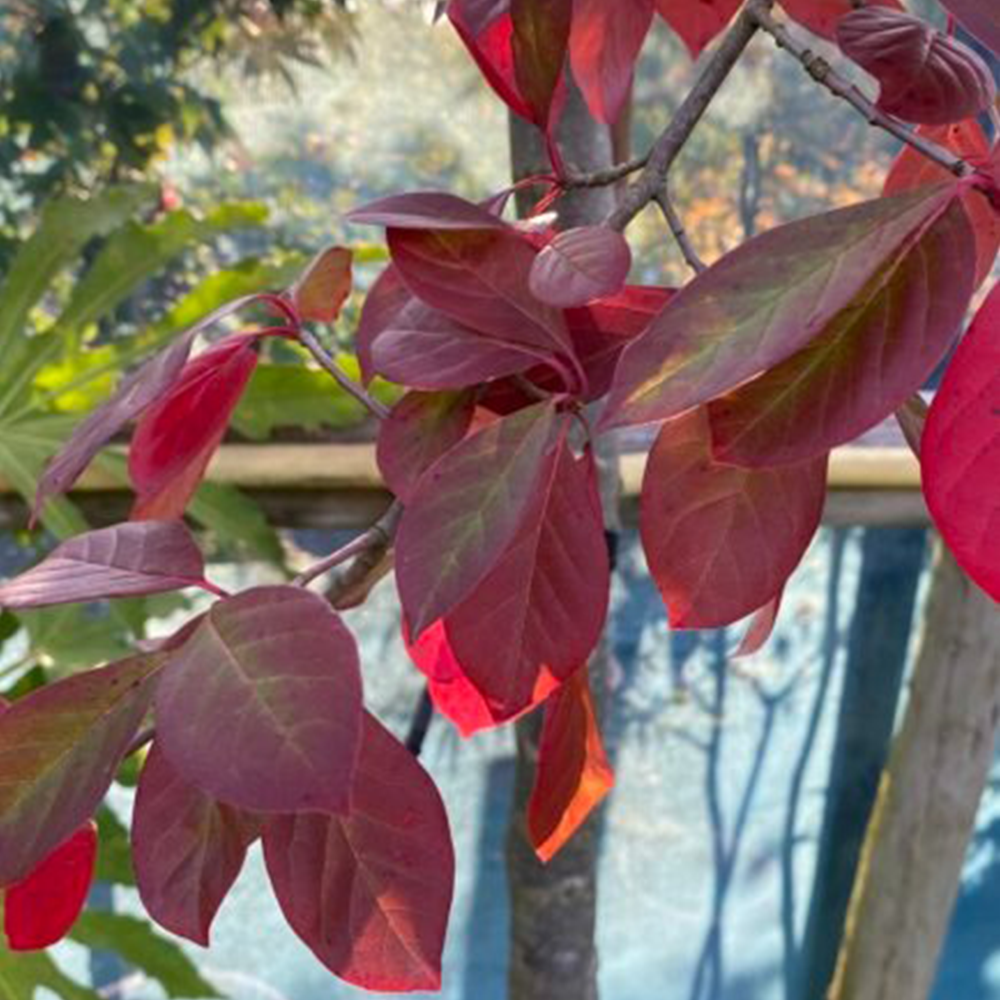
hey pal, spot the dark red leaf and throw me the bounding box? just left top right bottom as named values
left=377, top=391, right=475, bottom=502
left=778, top=0, right=902, bottom=41
left=442, top=442, right=609, bottom=719
left=347, top=192, right=507, bottom=231
left=0, top=654, right=162, bottom=885
left=884, top=119, right=999, bottom=288
left=838, top=8, right=996, bottom=125
left=933, top=0, right=1000, bottom=59
left=396, top=401, right=561, bottom=637
left=640, top=409, right=827, bottom=628
left=602, top=186, right=959, bottom=430
left=654, top=0, right=743, bottom=59
left=569, top=0, right=654, bottom=123
left=529, top=669, right=613, bottom=863
left=706, top=196, right=975, bottom=467
left=132, top=742, right=260, bottom=946
left=510, top=0, right=573, bottom=128
left=262, top=713, right=454, bottom=992
left=290, top=247, right=352, bottom=323
left=129, top=334, right=259, bottom=520
left=154, top=586, right=363, bottom=814
left=529, top=226, right=633, bottom=308
left=922, top=282, right=1000, bottom=602
left=356, top=265, right=410, bottom=385
left=0, top=521, right=207, bottom=609
left=4, top=821, right=97, bottom=951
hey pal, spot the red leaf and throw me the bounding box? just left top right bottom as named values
left=838, top=8, right=996, bottom=125
left=347, top=192, right=507, bottom=231
left=129, top=335, right=259, bottom=520
left=922, top=282, right=1000, bottom=602
left=0, top=521, right=207, bottom=609
left=528, top=669, right=613, bottom=863
left=569, top=0, right=654, bottom=123
left=529, top=226, right=633, bottom=308
left=388, top=226, right=574, bottom=359
left=602, top=185, right=961, bottom=430
left=4, top=822, right=97, bottom=951
left=706, top=196, right=975, bottom=467
left=640, top=409, right=827, bottom=628
left=510, top=0, right=573, bottom=128
left=654, top=0, right=743, bottom=59
left=441, top=441, right=610, bottom=719
left=934, top=0, right=1000, bottom=57
left=154, top=586, right=363, bottom=814
left=377, top=391, right=475, bottom=502
left=396, top=401, right=561, bottom=637
left=132, top=742, right=260, bottom=946
left=262, top=712, right=454, bottom=992
left=734, top=593, right=783, bottom=658
left=884, top=119, right=999, bottom=288
left=0, top=654, right=162, bottom=885
left=778, top=0, right=902, bottom=41
left=290, top=247, right=352, bottom=324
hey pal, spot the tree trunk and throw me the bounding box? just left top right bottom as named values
left=505, top=79, right=619, bottom=1000
left=828, top=544, right=1000, bottom=1000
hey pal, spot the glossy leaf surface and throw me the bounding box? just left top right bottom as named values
left=347, top=192, right=507, bottom=231
left=510, top=0, right=572, bottom=128
left=529, top=226, right=632, bottom=308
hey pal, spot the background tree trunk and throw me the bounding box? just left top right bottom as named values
left=505, top=78, right=620, bottom=1000
left=828, top=544, right=1000, bottom=1000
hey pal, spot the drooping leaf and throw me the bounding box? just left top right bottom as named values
left=69, top=912, right=221, bottom=999
left=922, top=282, right=1000, bottom=602
left=734, top=593, right=783, bottom=658
left=262, top=713, right=454, bottom=992
left=442, top=442, right=610, bottom=719
left=4, top=822, right=97, bottom=951
left=529, top=226, right=633, bottom=308
left=706, top=197, right=975, bottom=467
left=290, top=247, right=353, bottom=323
left=778, top=0, right=902, bottom=41
left=0, top=654, right=162, bottom=885
left=347, top=192, right=507, bottom=231
left=640, top=409, right=827, bottom=628
left=154, top=586, right=363, bottom=815
left=569, top=0, right=654, bottom=123
left=510, top=0, right=573, bottom=128
left=377, top=391, right=476, bottom=502
left=654, top=0, right=743, bottom=59
left=129, top=334, right=259, bottom=520
left=935, top=0, right=1000, bottom=55
left=602, top=186, right=959, bottom=430
left=132, top=742, right=260, bottom=947
left=884, top=119, right=999, bottom=287
left=0, top=521, right=207, bottom=609
left=528, top=669, right=613, bottom=863
left=838, top=8, right=996, bottom=125
left=395, top=401, right=560, bottom=637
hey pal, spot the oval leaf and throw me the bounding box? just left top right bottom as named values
left=529, top=226, right=632, bottom=308
left=154, top=586, right=363, bottom=815
left=262, top=713, right=454, bottom=992
left=922, top=282, right=1000, bottom=602
left=640, top=409, right=827, bottom=628
left=132, top=742, right=260, bottom=946
left=347, top=192, right=507, bottom=231
left=0, top=521, right=206, bottom=610
left=290, top=247, right=352, bottom=323
left=654, top=0, right=742, bottom=59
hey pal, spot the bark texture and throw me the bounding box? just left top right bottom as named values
left=829, top=544, right=1000, bottom=1000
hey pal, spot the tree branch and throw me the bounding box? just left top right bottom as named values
left=750, top=5, right=970, bottom=178
left=654, top=188, right=707, bottom=273
left=324, top=501, right=403, bottom=609
left=298, top=327, right=391, bottom=420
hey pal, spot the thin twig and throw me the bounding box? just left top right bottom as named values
left=294, top=525, right=391, bottom=587
left=562, top=152, right=651, bottom=189
left=325, top=501, right=403, bottom=608
left=607, top=0, right=772, bottom=231
left=654, top=189, right=707, bottom=274
left=751, top=5, right=969, bottom=178
left=298, top=327, right=391, bottom=420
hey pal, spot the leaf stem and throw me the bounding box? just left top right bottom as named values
left=297, top=327, right=391, bottom=421
left=198, top=579, right=232, bottom=600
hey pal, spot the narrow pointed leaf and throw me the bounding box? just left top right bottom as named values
left=654, top=0, right=742, bottom=59
left=510, top=0, right=572, bottom=128
left=154, top=586, right=363, bottom=814
left=0, top=655, right=162, bottom=885
left=529, top=669, right=613, bottom=863
left=290, top=247, right=353, bottom=323
left=396, top=401, right=560, bottom=637
left=263, top=713, right=454, bottom=992
left=640, top=409, right=827, bottom=628
left=347, top=192, right=506, bottom=231
left=529, top=226, right=632, bottom=308
left=922, top=282, right=1000, bottom=602
left=707, top=197, right=975, bottom=467
left=603, top=186, right=956, bottom=429
left=132, top=743, right=260, bottom=947
left=0, top=521, right=206, bottom=609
